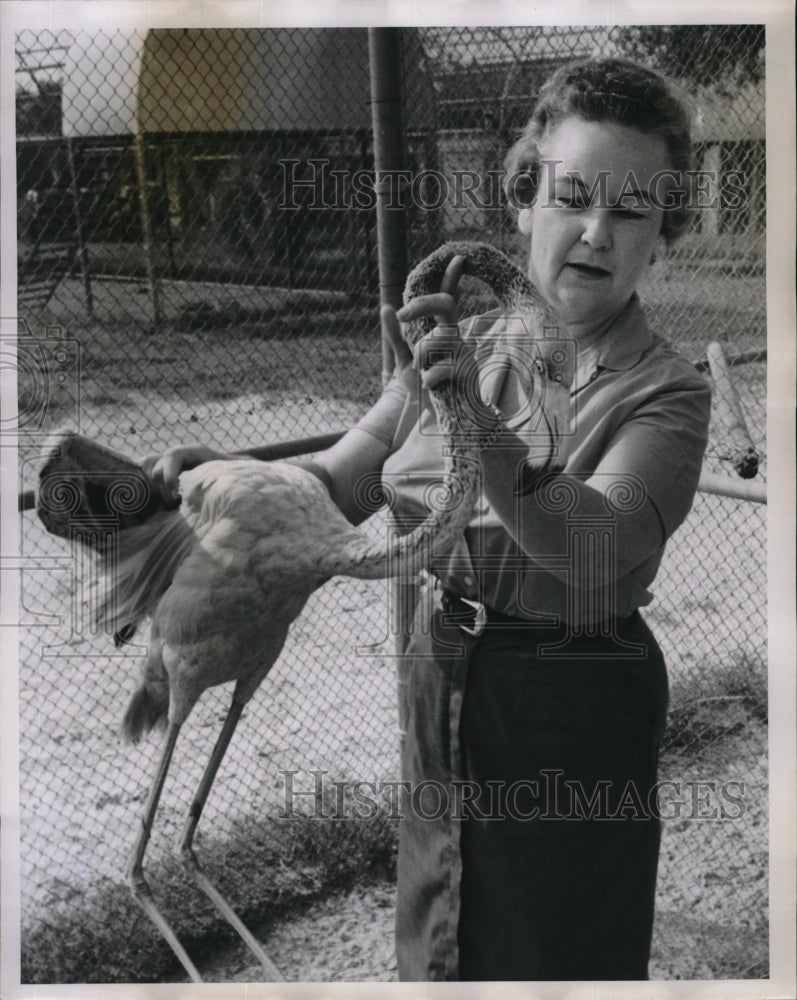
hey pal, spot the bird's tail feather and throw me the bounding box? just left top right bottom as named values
left=122, top=669, right=170, bottom=744
left=95, top=510, right=195, bottom=639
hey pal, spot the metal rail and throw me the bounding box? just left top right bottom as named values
left=697, top=470, right=766, bottom=503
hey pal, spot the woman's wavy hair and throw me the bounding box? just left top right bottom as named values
left=504, top=57, right=696, bottom=243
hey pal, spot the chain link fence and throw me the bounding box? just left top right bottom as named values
left=14, top=25, right=766, bottom=982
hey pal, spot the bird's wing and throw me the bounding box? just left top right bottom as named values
left=101, top=456, right=388, bottom=654
left=144, top=460, right=335, bottom=703
left=178, top=458, right=386, bottom=580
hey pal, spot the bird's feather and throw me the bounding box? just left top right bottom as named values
left=96, top=508, right=197, bottom=640
left=121, top=638, right=170, bottom=742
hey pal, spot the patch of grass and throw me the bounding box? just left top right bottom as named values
left=651, top=910, right=768, bottom=979
left=21, top=807, right=397, bottom=984
left=662, top=653, right=767, bottom=755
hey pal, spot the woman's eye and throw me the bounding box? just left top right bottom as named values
left=554, top=195, right=586, bottom=210
left=615, top=206, right=649, bottom=220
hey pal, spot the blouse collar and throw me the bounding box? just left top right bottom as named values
left=593, top=294, right=654, bottom=373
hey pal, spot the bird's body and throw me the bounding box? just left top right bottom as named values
left=111, top=458, right=393, bottom=736
left=109, top=446, right=485, bottom=738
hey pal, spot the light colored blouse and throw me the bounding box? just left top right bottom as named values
left=356, top=294, right=712, bottom=625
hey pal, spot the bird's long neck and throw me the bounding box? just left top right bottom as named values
left=331, top=381, right=483, bottom=580
left=330, top=268, right=552, bottom=582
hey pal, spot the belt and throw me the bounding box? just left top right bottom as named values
left=440, top=588, right=539, bottom=637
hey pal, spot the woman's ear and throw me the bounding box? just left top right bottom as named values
left=517, top=207, right=534, bottom=236
left=649, top=233, right=667, bottom=266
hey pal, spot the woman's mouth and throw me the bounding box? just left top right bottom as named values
left=565, top=262, right=611, bottom=280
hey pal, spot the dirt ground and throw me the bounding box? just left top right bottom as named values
left=188, top=714, right=768, bottom=983
left=194, top=712, right=769, bottom=986
left=198, top=882, right=399, bottom=983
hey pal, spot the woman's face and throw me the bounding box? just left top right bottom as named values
left=523, top=116, right=671, bottom=338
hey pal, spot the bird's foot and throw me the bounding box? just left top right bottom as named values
left=180, top=846, right=282, bottom=981
left=128, top=867, right=203, bottom=982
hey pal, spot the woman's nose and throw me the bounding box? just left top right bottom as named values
left=580, top=210, right=613, bottom=250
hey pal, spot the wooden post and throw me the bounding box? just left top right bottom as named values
left=706, top=341, right=760, bottom=479
left=133, top=131, right=164, bottom=330
left=65, top=137, right=94, bottom=319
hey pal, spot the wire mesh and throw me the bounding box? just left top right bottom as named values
left=14, top=25, right=766, bottom=981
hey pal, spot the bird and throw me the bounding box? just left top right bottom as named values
left=36, top=241, right=567, bottom=983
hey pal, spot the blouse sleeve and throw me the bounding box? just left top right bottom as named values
left=588, top=370, right=712, bottom=542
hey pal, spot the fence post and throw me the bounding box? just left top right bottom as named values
left=64, top=137, right=94, bottom=319
left=368, top=28, right=410, bottom=384
left=132, top=131, right=164, bottom=330
left=368, top=29, right=417, bottom=752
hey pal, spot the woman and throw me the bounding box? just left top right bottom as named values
left=149, top=58, right=711, bottom=981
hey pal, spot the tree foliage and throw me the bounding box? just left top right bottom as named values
left=615, top=25, right=765, bottom=89
left=16, top=80, right=62, bottom=137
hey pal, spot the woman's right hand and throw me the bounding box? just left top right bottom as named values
left=380, top=303, right=415, bottom=389
left=381, top=254, right=467, bottom=394
left=142, top=444, right=231, bottom=503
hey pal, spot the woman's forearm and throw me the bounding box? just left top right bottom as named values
left=479, top=434, right=665, bottom=585
left=293, top=428, right=392, bottom=526
left=284, top=454, right=333, bottom=494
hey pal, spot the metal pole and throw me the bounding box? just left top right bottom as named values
left=368, top=28, right=410, bottom=386
left=368, top=29, right=418, bottom=730
left=697, top=471, right=766, bottom=503
left=19, top=431, right=348, bottom=514
left=21, top=449, right=768, bottom=512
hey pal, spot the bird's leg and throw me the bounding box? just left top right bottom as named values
left=178, top=693, right=282, bottom=982
left=128, top=720, right=203, bottom=983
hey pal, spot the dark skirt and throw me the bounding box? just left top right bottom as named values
left=395, top=587, right=669, bottom=982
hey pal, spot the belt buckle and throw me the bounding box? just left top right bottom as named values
left=455, top=596, right=487, bottom=637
